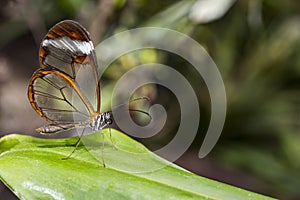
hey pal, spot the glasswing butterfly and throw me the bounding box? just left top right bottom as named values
left=28, top=20, right=113, bottom=163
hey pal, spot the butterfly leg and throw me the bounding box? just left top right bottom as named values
left=101, top=132, right=106, bottom=167
left=62, top=127, right=85, bottom=160
left=108, top=127, right=117, bottom=150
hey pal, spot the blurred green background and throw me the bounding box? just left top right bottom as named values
left=0, top=0, right=299, bottom=199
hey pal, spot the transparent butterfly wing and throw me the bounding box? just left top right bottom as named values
left=28, top=69, right=92, bottom=124
left=28, top=20, right=100, bottom=127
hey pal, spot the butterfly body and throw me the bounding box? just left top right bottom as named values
left=36, top=112, right=112, bottom=134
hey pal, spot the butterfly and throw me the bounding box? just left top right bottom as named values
left=28, top=20, right=113, bottom=160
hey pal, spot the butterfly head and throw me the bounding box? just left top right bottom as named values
left=103, top=112, right=113, bottom=126
left=90, top=112, right=113, bottom=131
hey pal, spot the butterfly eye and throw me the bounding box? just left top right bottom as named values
left=104, top=112, right=111, bottom=120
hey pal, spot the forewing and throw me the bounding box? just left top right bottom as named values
left=38, top=20, right=100, bottom=114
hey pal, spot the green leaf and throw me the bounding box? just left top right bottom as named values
left=0, top=130, right=275, bottom=200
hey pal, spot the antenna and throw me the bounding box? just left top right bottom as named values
left=109, top=96, right=152, bottom=120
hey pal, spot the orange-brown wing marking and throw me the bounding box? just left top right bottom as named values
left=28, top=68, right=97, bottom=124
left=46, top=20, right=90, bottom=41
left=39, top=20, right=91, bottom=68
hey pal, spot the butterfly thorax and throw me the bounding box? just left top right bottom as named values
left=90, top=112, right=112, bottom=131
